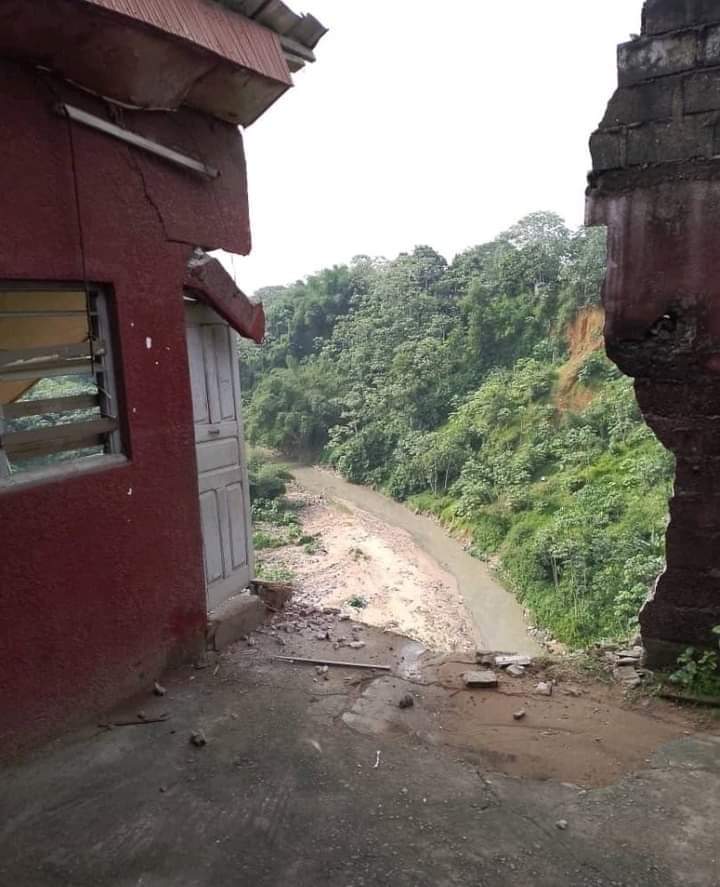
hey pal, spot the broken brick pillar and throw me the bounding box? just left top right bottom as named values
left=587, top=0, right=720, bottom=666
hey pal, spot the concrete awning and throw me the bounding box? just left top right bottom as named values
left=186, top=255, right=265, bottom=343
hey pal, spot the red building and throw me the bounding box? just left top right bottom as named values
left=0, top=0, right=325, bottom=752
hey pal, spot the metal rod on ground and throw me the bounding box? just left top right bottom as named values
left=273, top=655, right=391, bottom=672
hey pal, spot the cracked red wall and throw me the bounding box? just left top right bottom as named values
left=0, top=60, right=250, bottom=751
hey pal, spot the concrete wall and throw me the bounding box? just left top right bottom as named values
left=0, top=59, right=250, bottom=752
left=587, top=0, right=720, bottom=664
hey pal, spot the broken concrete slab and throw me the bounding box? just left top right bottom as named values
left=463, top=671, right=498, bottom=689
left=495, top=654, right=532, bottom=669
left=207, top=591, right=265, bottom=652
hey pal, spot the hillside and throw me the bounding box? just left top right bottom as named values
left=240, top=212, right=674, bottom=647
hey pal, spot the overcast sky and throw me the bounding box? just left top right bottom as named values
left=225, top=0, right=642, bottom=294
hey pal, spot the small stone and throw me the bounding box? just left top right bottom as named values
left=190, top=731, right=207, bottom=748
left=513, top=709, right=527, bottom=721
left=463, top=671, right=498, bottom=689
left=475, top=652, right=495, bottom=666
left=348, top=641, right=366, bottom=650
left=316, top=665, right=329, bottom=676
left=565, top=686, right=583, bottom=697
left=398, top=694, right=415, bottom=709
left=316, top=632, right=328, bottom=641
left=506, top=665, right=526, bottom=678
left=535, top=682, right=553, bottom=696
left=276, top=636, right=287, bottom=647
left=153, top=681, right=167, bottom=697
left=340, top=614, right=351, bottom=621
left=246, top=638, right=257, bottom=648
left=555, top=820, right=568, bottom=831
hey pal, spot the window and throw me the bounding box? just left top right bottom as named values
left=0, top=284, right=123, bottom=481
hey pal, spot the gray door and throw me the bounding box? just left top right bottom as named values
left=185, top=301, right=254, bottom=611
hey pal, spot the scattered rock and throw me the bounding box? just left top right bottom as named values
left=398, top=694, right=415, bottom=710
left=555, top=820, right=568, bottom=831
left=535, top=682, right=553, bottom=697
left=613, top=665, right=642, bottom=686
left=495, top=655, right=532, bottom=669
left=153, top=681, right=167, bottom=697
left=276, top=636, right=287, bottom=647
left=463, top=671, right=498, bottom=689
left=316, top=632, right=329, bottom=641
left=315, top=665, right=329, bottom=676
left=506, top=665, right=526, bottom=678
left=190, top=731, right=207, bottom=748
left=564, top=686, right=583, bottom=698
left=513, top=709, right=527, bottom=721
left=348, top=641, right=366, bottom=650
left=475, top=652, right=495, bottom=667
left=246, top=638, right=257, bottom=648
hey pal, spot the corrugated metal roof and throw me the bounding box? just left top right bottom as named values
left=215, top=0, right=328, bottom=65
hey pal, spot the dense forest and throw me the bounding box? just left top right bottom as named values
left=240, top=212, right=674, bottom=648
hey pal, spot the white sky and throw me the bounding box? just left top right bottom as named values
left=225, top=0, right=642, bottom=294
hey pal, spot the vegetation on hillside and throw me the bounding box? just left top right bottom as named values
left=240, top=212, right=674, bottom=647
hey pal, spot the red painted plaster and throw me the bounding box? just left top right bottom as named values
left=0, top=60, right=251, bottom=752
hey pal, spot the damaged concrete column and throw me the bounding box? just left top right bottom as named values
left=587, top=0, right=720, bottom=665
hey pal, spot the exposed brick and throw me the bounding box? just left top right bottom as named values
left=601, top=81, right=675, bottom=127
left=701, top=23, right=720, bottom=66
left=666, top=525, right=720, bottom=571
left=643, top=0, right=720, bottom=36
left=626, top=115, right=714, bottom=166
left=684, top=68, right=720, bottom=114
left=589, top=130, right=625, bottom=171
left=619, top=32, right=698, bottom=86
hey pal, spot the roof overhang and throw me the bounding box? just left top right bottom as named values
left=0, top=0, right=322, bottom=126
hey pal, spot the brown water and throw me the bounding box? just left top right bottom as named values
left=289, top=464, right=542, bottom=655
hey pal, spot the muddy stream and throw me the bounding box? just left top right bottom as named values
left=286, top=464, right=541, bottom=656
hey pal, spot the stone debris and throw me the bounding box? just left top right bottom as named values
left=315, top=665, right=329, bottom=676
left=348, top=641, right=366, bottom=650
left=463, top=671, right=498, bottom=689
left=613, top=665, right=643, bottom=688
left=398, top=694, right=415, bottom=709
left=564, top=686, right=583, bottom=698
left=555, top=819, right=568, bottom=831
left=495, top=655, right=532, bottom=669
left=535, top=681, right=553, bottom=696
left=153, top=681, right=167, bottom=697
left=190, top=730, right=207, bottom=748
left=506, top=665, right=526, bottom=678
left=475, top=652, right=495, bottom=666
left=513, top=709, right=527, bottom=721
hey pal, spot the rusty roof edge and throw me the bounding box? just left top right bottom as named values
left=215, top=0, right=328, bottom=57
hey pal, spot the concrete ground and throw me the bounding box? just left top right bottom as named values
left=1, top=617, right=719, bottom=887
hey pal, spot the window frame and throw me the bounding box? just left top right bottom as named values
left=0, top=281, right=125, bottom=486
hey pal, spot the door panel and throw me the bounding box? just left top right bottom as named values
left=186, top=302, right=253, bottom=611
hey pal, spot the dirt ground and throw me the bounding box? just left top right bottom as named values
left=2, top=618, right=718, bottom=887
left=260, top=485, right=476, bottom=652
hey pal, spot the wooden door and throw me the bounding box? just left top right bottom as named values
left=185, top=302, right=254, bottom=611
